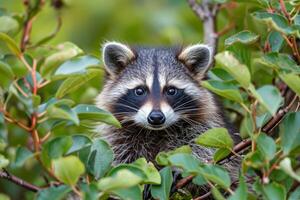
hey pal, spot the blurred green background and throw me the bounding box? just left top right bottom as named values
left=0, top=1, right=250, bottom=199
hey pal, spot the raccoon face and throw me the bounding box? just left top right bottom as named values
left=99, top=42, right=214, bottom=130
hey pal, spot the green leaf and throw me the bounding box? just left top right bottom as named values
left=213, top=148, right=231, bottom=162
left=0, top=61, right=14, bottom=89
left=252, top=12, right=293, bottom=35
left=112, top=186, right=143, bottom=200
left=280, top=157, right=300, bottom=182
left=0, top=32, right=21, bottom=56
left=262, top=182, right=287, bottom=200
left=200, top=165, right=231, bottom=189
left=151, top=167, right=173, bottom=200
left=258, top=53, right=300, bottom=74
left=256, top=133, right=276, bottom=160
left=195, top=128, right=234, bottom=149
left=46, top=104, right=79, bottom=125
left=228, top=175, right=247, bottom=200
left=97, top=169, right=143, bottom=191
left=168, top=153, right=201, bottom=173
left=66, top=135, right=91, bottom=154
left=14, top=147, right=33, bottom=167
left=288, top=186, right=300, bottom=200
left=0, top=16, right=19, bottom=36
left=48, top=136, right=73, bottom=159
left=53, top=55, right=100, bottom=79
left=53, top=155, right=85, bottom=186
left=55, top=69, right=101, bottom=98
left=225, top=30, right=259, bottom=46
left=132, top=158, right=161, bottom=184
left=202, top=80, right=243, bottom=102
left=215, top=51, right=251, bottom=88
left=0, top=154, right=9, bottom=168
left=211, top=186, right=226, bottom=200
left=280, top=112, right=300, bottom=154
left=40, top=42, right=83, bottom=79
left=87, top=138, right=114, bottom=179
left=267, top=31, right=284, bottom=52
left=73, top=104, right=121, bottom=128
left=36, top=185, right=71, bottom=200
left=256, top=85, right=283, bottom=116
left=279, top=73, right=300, bottom=96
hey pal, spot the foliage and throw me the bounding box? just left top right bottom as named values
left=0, top=0, right=300, bottom=200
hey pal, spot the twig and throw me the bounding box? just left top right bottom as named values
left=0, top=169, right=41, bottom=192
left=187, top=0, right=219, bottom=56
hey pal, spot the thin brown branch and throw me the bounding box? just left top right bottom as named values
left=279, top=0, right=291, bottom=23
left=0, top=169, right=41, bottom=192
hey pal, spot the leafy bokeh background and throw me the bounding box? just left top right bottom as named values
left=0, top=1, right=270, bottom=199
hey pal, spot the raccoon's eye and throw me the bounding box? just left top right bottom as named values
left=166, top=87, right=177, bottom=96
left=134, top=87, right=146, bottom=96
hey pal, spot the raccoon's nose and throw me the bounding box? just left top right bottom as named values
left=148, top=110, right=166, bottom=125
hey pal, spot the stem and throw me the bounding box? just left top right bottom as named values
left=0, top=169, right=41, bottom=192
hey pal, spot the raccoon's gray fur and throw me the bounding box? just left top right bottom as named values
left=95, top=42, right=241, bottom=196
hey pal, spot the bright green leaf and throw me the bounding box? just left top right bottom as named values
left=279, top=73, right=300, bottom=97
left=213, top=148, right=231, bottom=162
left=97, top=169, right=142, bottom=191
left=0, top=154, right=9, bottom=168
left=66, top=135, right=91, bottom=154
left=228, top=175, right=247, bottom=200
left=280, top=157, right=300, bottom=182
left=0, top=16, right=19, bottom=36
left=200, top=165, right=231, bottom=189
left=211, top=186, right=226, bottom=200
left=53, top=156, right=85, bottom=186
left=257, top=85, right=283, bottom=115
left=195, top=128, right=234, bottom=149
left=256, top=133, right=276, bottom=161
left=132, top=158, right=161, bottom=184
left=202, top=80, right=243, bottom=103
left=225, top=30, right=259, bottom=46
left=215, top=51, right=251, bottom=88
left=168, top=153, right=201, bottom=173
left=0, top=32, right=21, bottom=56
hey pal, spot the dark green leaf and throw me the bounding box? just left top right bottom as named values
left=46, top=104, right=79, bottom=125
left=87, top=138, right=114, bottom=179
left=66, top=135, right=91, bottom=154
left=48, top=136, right=73, bottom=159
left=200, top=165, right=231, bottom=189
left=55, top=69, right=101, bottom=98
left=280, top=112, right=300, bottom=154
left=39, top=42, right=83, bottom=79
left=14, top=146, right=33, bottom=167
left=112, top=186, right=143, bottom=200
left=53, top=55, right=100, bottom=79
left=0, top=61, right=14, bottom=89
left=73, top=104, right=121, bottom=128
left=36, top=185, right=71, bottom=200
left=151, top=167, right=173, bottom=200
left=267, top=31, right=284, bottom=52
left=288, top=186, right=300, bottom=200
left=257, top=85, right=283, bottom=115
left=228, top=175, right=247, bottom=200
left=168, top=153, right=201, bottom=173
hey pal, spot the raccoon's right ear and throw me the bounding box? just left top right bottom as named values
left=178, top=44, right=212, bottom=77
left=102, top=42, right=136, bottom=76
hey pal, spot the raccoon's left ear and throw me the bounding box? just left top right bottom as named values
left=178, top=44, right=212, bottom=76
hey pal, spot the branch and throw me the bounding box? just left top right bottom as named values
left=187, top=0, right=219, bottom=56
left=0, top=169, right=41, bottom=192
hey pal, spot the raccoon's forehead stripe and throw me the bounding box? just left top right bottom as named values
left=151, top=52, right=161, bottom=108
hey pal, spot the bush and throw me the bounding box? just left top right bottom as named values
left=1, top=0, right=300, bottom=200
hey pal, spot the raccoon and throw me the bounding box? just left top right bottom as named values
left=95, top=42, right=241, bottom=192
